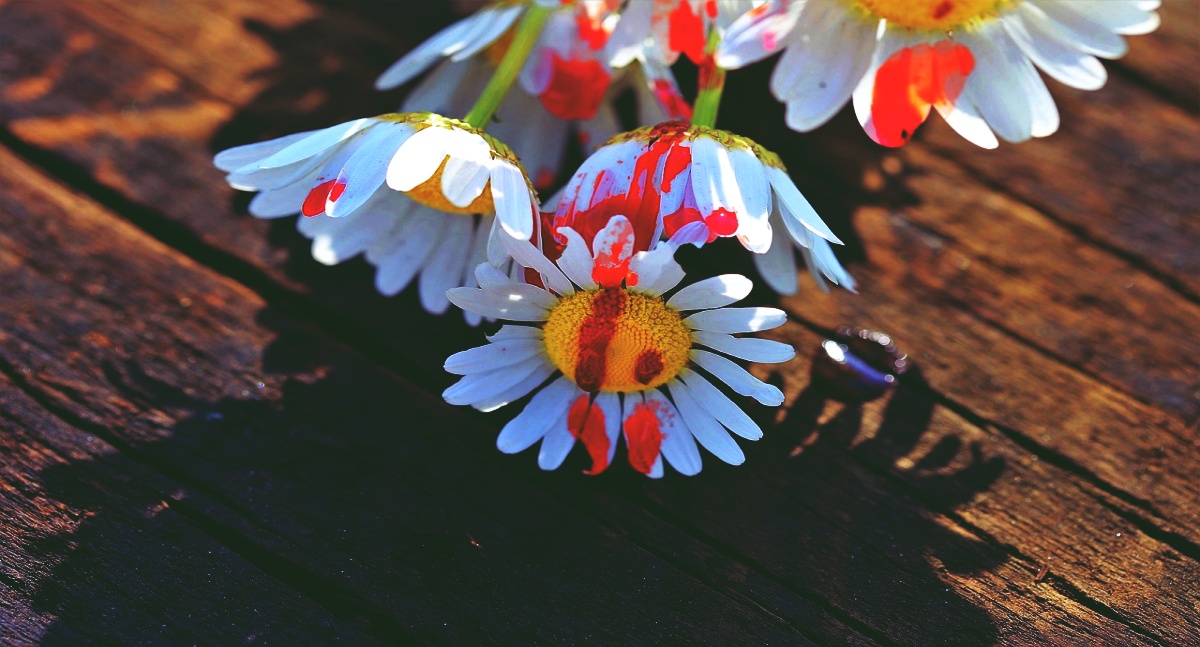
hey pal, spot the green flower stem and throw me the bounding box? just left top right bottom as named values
left=691, top=29, right=726, bottom=129
left=462, top=4, right=552, bottom=130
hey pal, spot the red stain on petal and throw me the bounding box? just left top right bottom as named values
left=668, top=0, right=707, bottom=64
left=870, top=41, right=975, bottom=148
left=569, top=395, right=610, bottom=475
left=705, top=207, right=739, bottom=237
left=540, top=52, right=611, bottom=121
left=549, top=123, right=693, bottom=274
left=624, top=401, right=665, bottom=475
left=652, top=79, right=694, bottom=121
left=663, top=206, right=738, bottom=243
left=329, top=180, right=347, bottom=202
left=575, top=7, right=610, bottom=50
left=302, top=179, right=336, bottom=217
left=592, top=217, right=637, bottom=287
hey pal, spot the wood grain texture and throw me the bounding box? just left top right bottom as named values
left=1, top=0, right=1197, bottom=644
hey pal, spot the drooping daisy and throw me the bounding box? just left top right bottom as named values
left=718, top=0, right=1161, bottom=147
left=444, top=216, right=795, bottom=477
left=213, top=112, right=537, bottom=318
left=545, top=121, right=855, bottom=295
left=376, top=0, right=691, bottom=124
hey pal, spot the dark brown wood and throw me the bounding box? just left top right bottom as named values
left=1, top=0, right=1197, bottom=644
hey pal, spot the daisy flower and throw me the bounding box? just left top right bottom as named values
left=213, top=112, right=537, bottom=318
left=718, top=0, right=1161, bottom=147
left=444, top=216, right=795, bottom=477
left=377, top=0, right=623, bottom=121
left=546, top=121, right=855, bottom=295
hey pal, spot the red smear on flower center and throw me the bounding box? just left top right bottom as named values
left=663, top=206, right=739, bottom=242
left=575, top=287, right=624, bottom=392
left=624, top=401, right=665, bottom=475
left=933, top=1, right=954, bottom=20
left=539, top=52, right=611, bottom=121
left=668, top=0, right=707, bottom=64
left=568, top=395, right=610, bottom=475
left=634, top=350, right=665, bottom=385
left=302, top=179, right=336, bottom=217
left=870, top=40, right=974, bottom=147
left=652, top=79, right=693, bottom=121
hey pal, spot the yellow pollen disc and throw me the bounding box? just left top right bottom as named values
left=852, top=0, right=1011, bottom=31
left=405, top=157, right=495, bottom=215
left=542, top=288, right=692, bottom=393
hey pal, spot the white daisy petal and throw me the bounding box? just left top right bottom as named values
left=487, top=325, right=543, bottom=342
left=678, top=370, right=763, bottom=441
left=256, top=119, right=375, bottom=170
left=692, top=330, right=796, bottom=364
left=595, top=392, right=622, bottom=467
left=214, top=131, right=316, bottom=172
left=726, top=148, right=772, bottom=252
left=439, top=156, right=493, bottom=208
left=387, top=127, right=455, bottom=192
left=503, top=238, right=574, bottom=296
left=1027, top=0, right=1127, bottom=58
left=556, top=227, right=597, bottom=290
left=496, top=375, right=576, bottom=453
left=327, top=123, right=414, bottom=218
left=372, top=207, right=446, bottom=296
left=490, top=163, right=536, bottom=240
left=685, top=307, right=787, bottom=333
left=644, top=390, right=701, bottom=476
left=753, top=213, right=800, bottom=294
left=247, top=181, right=310, bottom=219
left=668, top=381, right=745, bottom=466
left=538, top=406, right=578, bottom=471
left=691, top=349, right=785, bottom=406
left=447, top=285, right=554, bottom=321
left=472, top=362, right=556, bottom=413
left=445, top=338, right=545, bottom=375
left=419, top=215, right=475, bottom=314
left=1005, top=10, right=1108, bottom=90
left=667, top=274, right=753, bottom=311
left=768, top=167, right=842, bottom=245
left=443, top=355, right=550, bottom=406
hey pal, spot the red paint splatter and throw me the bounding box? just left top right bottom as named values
left=668, top=0, right=707, bottom=63
left=568, top=394, right=610, bottom=475
left=624, top=401, right=665, bottom=475
left=575, top=6, right=610, bottom=50
left=870, top=40, right=974, bottom=147
left=535, top=168, right=556, bottom=189
left=634, top=351, right=664, bottom=385
left=663, top=206, right=739, bottom=242
left=933, top=0, right=954, bottom=20
left=329, top=180, right=347, bottom=203
left=592, top=216, right=637, bottom=287
left=575, top=287, right=625, bottom=392
left=549, top=122, right=693, bottom=271
left=539, top=52, right=611, bottom=121
left=703, top=0, right=717, bottom=18
left=652, top=79, right=693, bottom=121
left=302, top=179, right=336, bottom=217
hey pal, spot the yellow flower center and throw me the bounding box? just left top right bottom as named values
left=542, top=287, right=692, bottom=393
left=851, top=0, right=1012, bottom=31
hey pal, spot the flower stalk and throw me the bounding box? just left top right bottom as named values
left=691, top=29, right=726, bottom=129
left=462, top=4, right=552, bottom=129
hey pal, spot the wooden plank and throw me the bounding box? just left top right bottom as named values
left=3, top=133, right=1195, bottom=644
left=0, top=379, right=386, bottom=645
left=1114, top=0, right=1200, bottom=108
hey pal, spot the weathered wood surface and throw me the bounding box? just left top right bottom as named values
left=1, top=1, right=1197, bottom=644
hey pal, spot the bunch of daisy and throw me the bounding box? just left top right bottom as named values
left=212, top=0, right=1159, bottom=476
